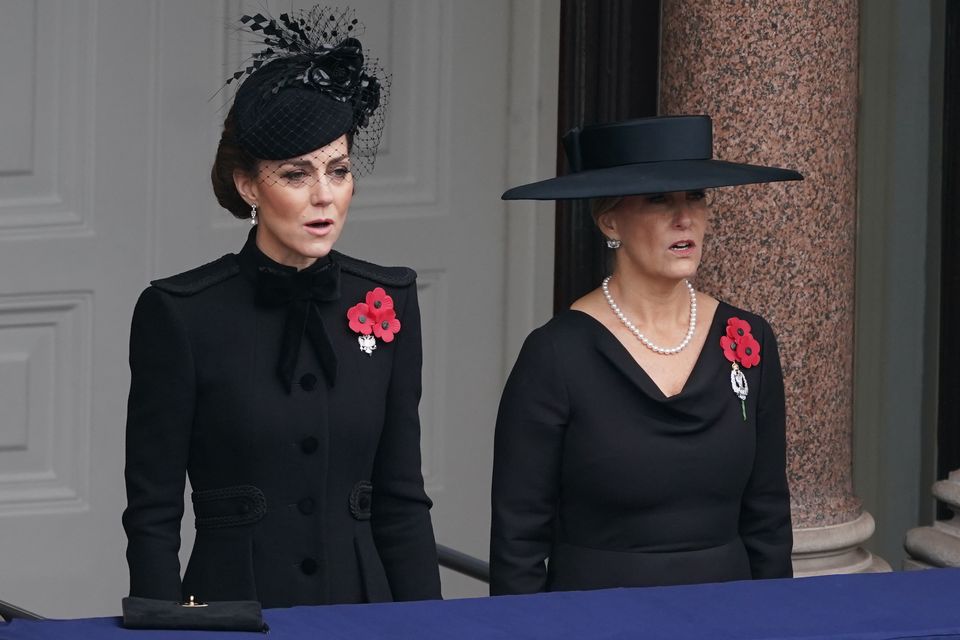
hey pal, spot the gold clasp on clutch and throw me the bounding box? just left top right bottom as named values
left=181, top=595, right=208, bottom=608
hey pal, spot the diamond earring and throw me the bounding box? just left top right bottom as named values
left=605, top=237, right=621, bottom=249
left=250, top=203, right=258, bottom=226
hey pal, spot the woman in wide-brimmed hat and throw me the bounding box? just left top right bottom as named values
left=122, top=7, right=441, bottom=608
left=490, top=115, right=799, bottom=594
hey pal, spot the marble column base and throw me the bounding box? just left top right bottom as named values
left=792, top=511, right=892, bottom=576
left=903, top=558, right=936, bottom=570
left=903, top=470, right=960, bottom=569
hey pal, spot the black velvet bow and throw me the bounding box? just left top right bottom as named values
left=255, top=261, right=340, bottom=392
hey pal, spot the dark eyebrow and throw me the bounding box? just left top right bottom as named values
left=279, top=159, right=315, bottom=170
left=279, top=154, right=350, bottom=170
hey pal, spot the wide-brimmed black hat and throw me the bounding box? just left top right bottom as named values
left=502, top=115, right=802, bottom=200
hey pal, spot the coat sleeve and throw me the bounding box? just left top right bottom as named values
left=121, top=286, right=195, bottom=600
left=489, top=326, right=569, bottom=595
left=739, top=318, right=793, bottom=578
left=370, top=284, right=442, bottom=601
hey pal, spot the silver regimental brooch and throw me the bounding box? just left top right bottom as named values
left=730, top=363, right=749, bottom=421
left=358, top=334, right=377, bottom=355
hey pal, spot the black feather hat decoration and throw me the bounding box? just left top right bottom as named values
left=226, top=6, right=389, bottom=170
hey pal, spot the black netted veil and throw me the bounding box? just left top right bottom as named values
left=225, top=6, right=389, bottom=177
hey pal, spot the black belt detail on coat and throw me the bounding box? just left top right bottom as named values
left=255, top=262, right=340, bottom=392
left=349, top=481, right=373, bottom=521
left=192, top=485, right=267, bottom=529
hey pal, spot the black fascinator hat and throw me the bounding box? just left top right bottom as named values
left=502, top=116, right=802, bottom=200
left=226, top=6, right=388, bottom=173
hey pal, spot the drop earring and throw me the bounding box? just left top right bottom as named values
left=250, top=203, right=258, bottom=226
left=605, top=237, right=621, bottom=249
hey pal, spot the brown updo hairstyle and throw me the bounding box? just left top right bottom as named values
left=211, top=106, right=259, bottom=220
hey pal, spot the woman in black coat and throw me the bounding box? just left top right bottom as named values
left=491, top=116, right=801, bottom=594
left=122, top=8, right=441, bottom=608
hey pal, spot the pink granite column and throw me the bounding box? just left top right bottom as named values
left=660, top=0, right=889, bottom=573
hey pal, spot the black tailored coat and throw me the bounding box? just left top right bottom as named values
left=490, top=303, right=792, bottom=595
left=122, top=231, right=441, bottom=608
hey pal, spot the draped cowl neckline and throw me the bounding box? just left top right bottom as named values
left=237, top=228, right=341, bottom=392
left=560, top=303, right=742, bottom=431
left=568, top=302, right=727, bottom=403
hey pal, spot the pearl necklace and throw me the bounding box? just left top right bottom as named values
left=601, top=276, right=697, bottom=355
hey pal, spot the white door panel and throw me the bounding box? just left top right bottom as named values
left=0, top=0, right=155, bottom=617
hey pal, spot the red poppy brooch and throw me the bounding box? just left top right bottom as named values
left=720, top=317, right=760, bottom=421
left=346, top=287, right=401, bottom=355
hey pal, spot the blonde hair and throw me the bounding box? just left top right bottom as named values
left=591, top=196, right=623, bottom=222
left=591, top=197, right=622, bottom=272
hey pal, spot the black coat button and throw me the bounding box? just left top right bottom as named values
left=239, top=502, right=251, bottom=514
left=300, top=558, right=318, bottom=575
left=299, top=373, right=317, bottom=391
left=297, top=497, right=315, bottom=515
left=300, top=436, right=319, bottom=454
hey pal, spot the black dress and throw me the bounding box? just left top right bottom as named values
left=490, top=303, right=792, bottom=595
left=122, top=230, right=441, bottom=608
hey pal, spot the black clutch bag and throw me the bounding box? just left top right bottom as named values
left=121, top=596, right=267, bottom=632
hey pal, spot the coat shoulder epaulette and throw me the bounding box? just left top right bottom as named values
left=150, top=255, right=240, bottom=296
left=333, top=251, right=416, bottom=287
